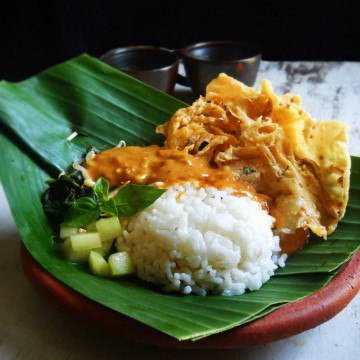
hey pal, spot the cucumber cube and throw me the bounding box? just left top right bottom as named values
left=59, top=225, right=78, bottom=239
left=70, top=232, right=102, bottom=252
left=108, top=252, right=135, bottom=277
left=60, top=237, right=91, bottom=263
left=89, top=251, right=110, bottom=277
left=93, top=239, right=114, bottom=257
left=96, top=217, right=122, bottom=241
left=85, top=221, right=97, bottom=232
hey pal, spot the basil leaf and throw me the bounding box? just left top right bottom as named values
left=115, top=184, right=166, bottom=216
left=62, top=197, right=101, bottom=227
left=92, top=177, right=118, bottom=216
left=93, top=177, right=110, bottom=203
left=100, top=198, right=118, bottom=217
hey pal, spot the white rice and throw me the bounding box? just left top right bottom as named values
left=117, top=183, right=286, bottom=296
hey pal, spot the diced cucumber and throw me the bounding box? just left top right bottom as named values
left=88, top=251, right=110, bottom=277
left=93, top=239, right=114, bottom=257
left=60, top=237, right=91, bottom=263
left=108, top=252, right=135, bottom=277
left=59, top=225, right=78, bottom=239
left=85, top=221, right=97, bottom=232
left=96, top=217, right=122, bottom=242
left=70, top=232, right=102, bottom=252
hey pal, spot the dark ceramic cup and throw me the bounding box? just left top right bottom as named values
left=176, top=41, right=261, bottom=97
left=100, top=46, right=180, bottom=94
left=101, top=41, right=261, bottom=97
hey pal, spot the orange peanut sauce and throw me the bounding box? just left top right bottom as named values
left=279, top=228, right=309, bottom=256
left=86, top=144, right=307, bottom=255
left=86, top=145, right=264, bottom=201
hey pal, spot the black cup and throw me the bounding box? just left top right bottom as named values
left=100, top=46, right=179, bottom=94
left=176, top=41, right=261, bottom=97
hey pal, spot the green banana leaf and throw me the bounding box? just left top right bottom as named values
left=0, top=54, right=359, bottom=341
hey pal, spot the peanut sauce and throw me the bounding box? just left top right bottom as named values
left=86, top=144, right=308, bottom=255
left=279, top=228, right=309, bottom=255
left=86, top=145, right=266, bottom=205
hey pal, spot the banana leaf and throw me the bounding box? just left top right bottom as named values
left=0, top=54, right=359, bottom=341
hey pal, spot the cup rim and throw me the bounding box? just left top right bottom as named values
left=100, top=45, right=179, bottom=71
left=181, top=40, right=261, bottom=63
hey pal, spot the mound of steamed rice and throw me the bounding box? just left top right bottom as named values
left=117, top=183, right=287, bottom=296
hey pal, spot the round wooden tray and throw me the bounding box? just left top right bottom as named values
left=20, top=242, right=360, bottom=349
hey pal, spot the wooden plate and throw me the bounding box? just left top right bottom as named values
left=20, top=242, right=360, bottom=349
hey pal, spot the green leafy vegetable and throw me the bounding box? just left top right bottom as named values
left=61, top=176, right=166, bottom=227
left=41, top=170, right=93, bottom=219
left=99, top=198, right=118, bottom=218
left=93, top=177, right=118, bottom=217
left=115, top=184, right=166, bottom=216
left=63, top=197, right=100, bottom=227
left=93, top=177, right=111, bottom=202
